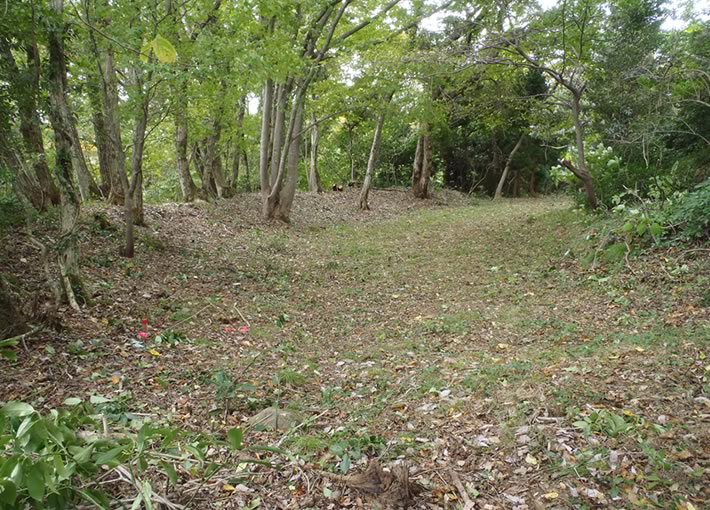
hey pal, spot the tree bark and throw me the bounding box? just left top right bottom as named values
left=359, top=92, right=392, bottom=210
left=259, top=79, right=274, bottom=215
left=175, top=80, right=197, bottom=201
left=89, top=79, right=111, bottom=198
left=348, top=125, right=356, bottom=183
left=46, top=0, right=85, bottom=310
left=308, top=113, right=323, bottom=192
left=569, top=92, right=598, bottom=209
left=275, top=103, right=304, bottom=221
left=412, top=124, right=433, bottom=199
left=100, top=47, right=127, bottom=206
left=494, top=134, right=524, bottom=199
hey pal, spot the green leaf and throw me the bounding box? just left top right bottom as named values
left=26, top=463, right=45, bottom=501
left=71, top=444, right=95, bottom=464
left=140, top=40, right=152, bottom=63
left=90, top=395, right=111, bottom=405
left=141, top=480, right=154, bottom=510
left=160, top=461, right=178, bottom=486
left=151, top=34, right=177, bottom=64
left=339, top=454, right=351, bottom=473
left=227, top=427, right=243, bottom=450
left=95, top=446, right=125, bottom=465
left=1, top=402, right=34, bottom=417
left=621, top=221, right=634, bottom=233
left=636, top=222, right=647, bottom=236
left=64, top=397, right=83, bottom=406
left=81, top=489, right=111, bottom=509
left=15, top=415, right=35, bottom=439
left=130, top=493, right=143, bottom=510
left=649, top=223, right=663, bottom=238
left=0, top=480, right=17, bottom=505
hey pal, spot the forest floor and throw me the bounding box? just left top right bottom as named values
left=1, top=190, right=709, bottom=510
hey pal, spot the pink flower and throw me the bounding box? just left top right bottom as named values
left=238, top=325, right=250, bottom=335
left=224, top=326, right=236, bottom=334
left=137, top=331, right=151, bottom=341
left=141, top=318, right=149, bottom=327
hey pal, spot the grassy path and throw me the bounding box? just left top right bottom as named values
left=245, top=197, right=707, bottom=509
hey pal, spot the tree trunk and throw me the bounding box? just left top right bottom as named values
left=275, top=104, right=304, bottom=222
left=0, top=39, right=61, bottom=210
left=68, top=105, right=100, bottom=202
left=230, top=96, right=246, bottom=189
left=270, top=83, right=289, bottom=186
left=494, top=134, right=524, bottom=199
left=101, top=47, right=127, bottom=206
left=175, top=80, right=197, bottom=201
left=348, top=125, right=356, bottom=183
left=359, top=93, right=392, bottom=210
left=88, top=77, right=111, bottom=198
left=46, top=0, right=85, bottom=310
left=243, top=150, right=251, bottom=192
left=308, top=114, right=323, bottom=192
left=412, top=124, right=433, bottom=199
left=570, top=92, right=598, bottom=209
left=259, top=79, right=274, bottom=215
left=120, top=68, right=149, bottom=257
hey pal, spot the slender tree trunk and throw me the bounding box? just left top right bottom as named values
left=175, top=81, right=197, bottom=201
left=412, top=123, right=433, bottom=199
left=359, top=93, right=392, bottom=210
left=243, top=150, right=251, bottom=191
left=494, top=134, right=524, bottom=199
left=89, top=80, right=111, bottom=198
left=259, top=79, right=274, bottom=215
left=569, top=92, right=598, bottom=209
left=119, top=68, right=149, bottom=257
left=308, top=114, right=323, bottom=192
left=348, top=125, right=356, bottom=183
left=101, top=48, right=127, bottom=206
left=270, top=84, right=289, bottom=186
left=46, top=0, right=85, bottom=310
left=230, top=96, right=246, bottom=189
left=68, top=105, right=100, bottom=201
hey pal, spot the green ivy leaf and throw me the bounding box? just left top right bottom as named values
left=151, top=34, right=177, bottom=64
left=227, top=427, right=243, bottom=450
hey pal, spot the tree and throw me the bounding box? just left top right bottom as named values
left=46, top=0, right=86, bottom=309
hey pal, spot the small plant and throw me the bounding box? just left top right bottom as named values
left=0, top=400, right=253, bottom=509
left=153, top=329, right=189, bottom=347
left=210, top=369, right=256, bottom=416
left=327, top=434, right=386, bottom=473
left=273, top=369, right=308, bottom=387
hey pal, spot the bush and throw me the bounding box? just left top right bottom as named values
left=664, top=178, right=710, bottom=241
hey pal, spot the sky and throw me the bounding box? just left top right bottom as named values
left=420, top=0, right=710, bottom=32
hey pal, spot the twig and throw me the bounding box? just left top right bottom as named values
left=1, top=325, right=44, bottom=352
left=232, top=303, right=250, bottom=327
left=448, top=469, right=475, bottom=510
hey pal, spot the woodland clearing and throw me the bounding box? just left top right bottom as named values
left=1, top=191, right=708, bottom=509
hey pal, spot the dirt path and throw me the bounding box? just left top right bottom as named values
left=2, top=194, right=708, bottom=509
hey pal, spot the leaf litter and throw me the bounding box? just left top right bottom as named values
left=0, top=191, right=708, bottom=509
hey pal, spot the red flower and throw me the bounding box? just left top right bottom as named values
left=238, top=325, right=250, bottom=335
left=137, top=331, right=150, bottom=341
left=224, top=326, right=237, bottom=334
left=141, top=318, right=149, bottom=327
